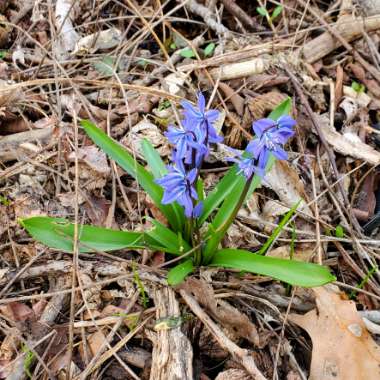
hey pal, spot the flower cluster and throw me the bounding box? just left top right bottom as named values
left=156, top=93, right=222, bottom=218
left=231, top=115, right=296, bottom=179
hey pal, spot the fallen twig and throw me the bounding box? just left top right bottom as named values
left=179, top=0, right=232, bottom=38
left=180, top=289, right=267, bottom=380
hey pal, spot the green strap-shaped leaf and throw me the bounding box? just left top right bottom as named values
left=146, top=218, right=191, bottom=255
left=210, top=249, right=336, bottom=287
left=140, top=138, right=168, bottom=178
left=199, top=165, right=242, bottom=225
left=167, top=259, right=194, bottom=285
left=20, top=216, right=146, bottom=253
left=81, top=120, right=183, bottom=232
left=202, top=172, right=262, bottom=263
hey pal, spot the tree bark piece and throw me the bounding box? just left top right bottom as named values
left=302, top=14, right=380, bottom=63
left=148, top=287, right=193, bottom=380
left=180, top=289, right=267, bottom=380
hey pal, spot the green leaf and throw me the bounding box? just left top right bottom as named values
left=199, top=165, right=241, bottom=225
left=351, top=81, right=365, bottom=93
left=20, top=216, right=145, bottom=253
left=141, top=139, right=167, bottom=179
left=158, top=99, right=171, bottom=111
left=256, top=6, right=268, bottom=16
left=335, top=224, right=344, bottom=238
left=257, top=200, right=300, bottom=255
left=93, top=56, right=115, bottom=76
left=81, top=120, right=184, bottom=232
left=180, top=48, right=196, bottom=58
left=210, top=249, right=336, bottom=287
left=203, top=42, right=215, bottom=57
left=0, top=195, right=10, bottom=206
left=202, top=172, right=261, bottom=263
left=196, top=178, right=205, bottom=202
left=146, top=218, right=191, bottom=255
left=271, top=5, right=283, bottom=20
left=268, top=97, right=292, bottom=120
left=137, top=59, right=148, bottom=68
left=167, top=259, right=194, bottom=285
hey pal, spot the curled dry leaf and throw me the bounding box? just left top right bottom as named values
left=122, top=119, right=170, bottom=159
left=0, top=80, right=23, bottom=108
left=247, top=91, right=287, bottom=120
left=289, top=286, right=380, bottom=380
left=265, top=161, right=313, bottom=217
left=68, top=145, right=110, bottom=175
left=162, top=72, right=187, bottom=96
left=73, top=28, right=122, bottom=55
left=55, top=0, right=80, bottom=55
left=181, top=278, right=259, bottom=346
left=317, top=114, right=380, bottom=165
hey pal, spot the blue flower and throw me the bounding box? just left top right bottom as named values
left=229, top=115, right=296, bottom=179
left=181, top=92, right=223, bottom=145
left=247, top=116, right=296, bottom=170
left=228, top=150, right=265, bottom=179
left=165, top=124, right=198, bottom=160
left=155, top=159, right=198, bottom=218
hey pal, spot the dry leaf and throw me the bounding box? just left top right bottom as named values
left=267, top=245, right=314, bottom=262
left=79, top=330, right=107, bottom=361
left=247, top=92, right=287, bottom=120
left=122, top=119, right=170, bottom=159
left=68, top=145, right=110, bottom=175
left=215, top=369, right=251, bottom=380
left=181, top=278, right=259, bottom=346
left=265, top=161, right=312, bottom=217
left=317, top=114, right=380, bottom=165
left=162, top=72, right=187, bottom=96
left=74, top=28, right=122, bottom=54
left=0, top=302, right=34, bottom=322
left=55, top=0, right=80, bottom=55
left=289, top=286, right=380, bottom=380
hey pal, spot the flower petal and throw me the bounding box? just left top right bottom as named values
left=252, top=118, right=275, bottom=137
left=272, top=147, right=288, bottom=161
left=162, top=186, right=185, bottom=204
left=197, top=92, right=206, bottom=113
left=277, top=115, right=296, bottom=129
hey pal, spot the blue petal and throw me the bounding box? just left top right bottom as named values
left=162, top=186, right=185, bottom=204
left=258, top=149, right=270, bottom=169
left=187, top=168, right=198, bottom=184
left=205, top=109, right=219, bottom=122
left=179, top=193, right=194, bottom=218
left=197, top=92, right=206, bottom=113
left=252, top=118, right=275, bottom=137
left=277, top=115, right=296, bottom=129
left=246, top=139, right=264, bottom=158
left=176, top=138, right=188, bottom=159
left=272, top=147, right=288, bottom=161
left=193, top=201, right=203, bottom=217
left=181, top=100, right=201, bottom=119
left=165, top=126, right=183, bottom=143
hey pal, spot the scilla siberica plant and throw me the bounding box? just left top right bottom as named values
left=21, top=93, right=335, bottom=287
